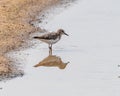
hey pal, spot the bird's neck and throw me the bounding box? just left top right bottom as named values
left=57, top=33, right=62, bottom=39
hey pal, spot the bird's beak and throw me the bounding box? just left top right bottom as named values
left=64, top=32, right=69, bottom=36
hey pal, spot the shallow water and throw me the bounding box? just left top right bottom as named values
left=1, top=0, right=120, bottom=96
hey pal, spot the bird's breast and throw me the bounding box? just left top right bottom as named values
left=49, top=37, right=60, bottom=44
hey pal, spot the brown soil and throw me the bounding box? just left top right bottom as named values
left=0, top=0, right=60, bottom=80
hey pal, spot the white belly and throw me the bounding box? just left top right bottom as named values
left=40, top=37, right=60, bottom=44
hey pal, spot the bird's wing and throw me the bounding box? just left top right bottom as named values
left=38, top=32, right=58, bottom=40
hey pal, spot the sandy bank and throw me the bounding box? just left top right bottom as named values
left=0, top=0, right=60, bottom=80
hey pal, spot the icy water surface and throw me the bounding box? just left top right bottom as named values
left=1, top=0, right=120, bottom=96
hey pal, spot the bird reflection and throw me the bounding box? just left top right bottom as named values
left=34, top=55, right=69, bottom=69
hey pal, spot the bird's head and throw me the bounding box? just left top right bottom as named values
left=57, top=29, right=69, bottom=36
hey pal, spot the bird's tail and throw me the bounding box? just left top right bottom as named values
left=33, top=36, right=40, bottom=39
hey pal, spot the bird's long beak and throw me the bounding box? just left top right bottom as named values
left=64, top=32, right=69, bottom=36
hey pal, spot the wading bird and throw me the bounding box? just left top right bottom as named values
left=33, top=29, right=68, bottom=55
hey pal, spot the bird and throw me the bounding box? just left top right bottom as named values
left=33, top=29, right=69, bottom=55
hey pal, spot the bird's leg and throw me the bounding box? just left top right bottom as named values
left=49, top=44, right=51, bottom=50
left=51, top=44, right=52, bottom=55
left=49, top=44, right=52, bottom=55
left=49, top=44, right=51, bottom=55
